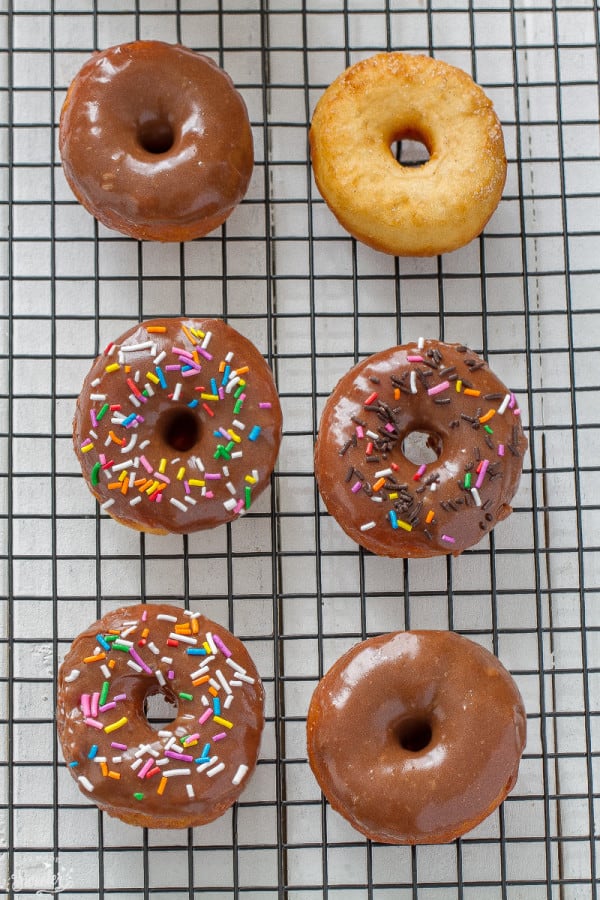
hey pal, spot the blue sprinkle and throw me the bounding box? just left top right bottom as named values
left=195, top=756, right=211, bottom=765
left=121, top=413, right=137, bottom=428
left=201, top=743, right=210, bottom=758
left=187, top=398, right=199, bottom=409
left=88, top=745, right=98, bottom=760
left=181, top=365, right=193, bottom=373
left=96, top=634, right=111, bottom=652
left=210, top=377, right=218, bottom=395
left=187, top=648, right=207, bottom=655
left=213, top=697, right=221, bottom=716
left=156, top=366, right=167, bottom=389
left=68, top=761, right=79, bottom=768
left=221, top=365, right=231, bottom=386
left=389, top=510, right=398, bottom=529
left=248, top=425, right=261, bottom=442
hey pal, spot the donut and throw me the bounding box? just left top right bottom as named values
left=314, top=338, right=527, bottom=558
left=309, top=52, right=506, bottom=256
left=73, top=317, right=282, bottom=534
left=307, top=630, right=526, bottom=844
left=57, top=604, right=264, bottom=828
left=59, top=41, right=254, bottom=242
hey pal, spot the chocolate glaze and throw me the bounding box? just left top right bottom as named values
left=73, top=318, right=282, bottom=534
left=59, top=41, right=254, bottom=241
left=307, top=630, right=526, bottom=844
left=57, top=604, right=264, bottom=829
left=314, top=339, right=527, bottom=557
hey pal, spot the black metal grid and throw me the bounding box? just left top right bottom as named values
left=3, top=0, right=600, bottom=897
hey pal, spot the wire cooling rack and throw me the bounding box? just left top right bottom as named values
left=3, top=0, right=600, bottom=897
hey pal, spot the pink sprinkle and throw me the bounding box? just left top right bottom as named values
left=80, top=694, right=91, bottom=717
left=182, top=365, right=201, bottom=376
left=213, top=634, right=232, bottom=658
left=239, top=393, right=246, bottom=402
left=198, top=348, right=213, bottom=360
left=356, top=425, right=364, bottom=439
left=234, top=499, right=244, bottom=514
left=218, top=427, right=230, bottom=440
left=415, top=465, right=426, bottom=479
left=154, top=472, right=171, bottom=484
left=205, top=491, right=214, bottom=499
left=84, top=718, right=104, bottom=730
left=140, top=455, right=153, bottom=473
left=199, top=708, right=212, bottom=725
left=351, top=481, right=362, bottom=494
left=183, top=733, right=200, bottom=744
left=259, top=402, right=272, bottom=409
left=213, top=732, right=227, bottom=741
left=498, top=444, right=505, bottom=457
left=441, top=534, right=456, bottom=543
left=111, top=742, right=127, bottom=750
left=173, top=347, right=193, bottom=358
left=165, top=364, right=181, bottom=371
left=114, top=693, right=127, bottom=702
left=141, top=609, right=147, bottom=622
left=155, top=492, right=162, bottom=503
left=475, top=459, right=489, bottom=490
left=99, top=454, right=106, bottom=465
left=184, top=481, right=191, bottom=495
left=407, top=355, right=423, bottom=362
left=513, top=408, right=521, bottom=416
left=427, top=380, right=450, bottom=396
left=136, top=415, right=144, bottom=424
left=205, top=473, right=221, bottom=480
left=218, top=387, right=225, bottom=400
left=81, top=439, right=93, bottom=450
left=90, top=692, right=100, bottom=718
left=168, top=670, right=175, bottom=680
left=98, top=702, right=117, bottom=713
left=165, top=750, right=194, bottom=762
left=138, top=758, right=154, bottom=779
left=385, top=423, right=395, bottom=433
left=509, top=392, right=516, bottom=409
left=90, top=410, right=98, bottom=428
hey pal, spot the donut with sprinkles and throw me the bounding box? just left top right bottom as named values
left=314, top=338, right=527, bottom=557
left=57, top=604, right=264, bottom=828
left=73, top=318, right=282, bottom=534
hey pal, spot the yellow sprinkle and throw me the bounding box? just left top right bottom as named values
left=200, top=393, right=219, bottom=401
left=118, top=470, right=128, bottom=482
left=213, top=716, right=233, bottom=729
left=455, top=379, right=462, bottom=393
left=191, top=328, right=205, bottom=338
left=81, top=443, right=94, bottom=453
left=188, top=479, right=206, bottom=487
left=203, top=642, right=211, bottom=653
left=146, top=371, right=160, bottom=384
left=145, top=480, right=159, bottom=495
left=177, top=467, right=186, bottom=481
left=244, top=475, right=257, bottom=484
left=227, top=429, right=241, bottom=443
left=104, top=716, right=128, bottom=734
left=397, top=520, right=413, bottom=532
left=105, top=363, right=120, bottom=373
left=388, top=492, right=398, bottom=500
left=158, top=458, right=167, bottom=474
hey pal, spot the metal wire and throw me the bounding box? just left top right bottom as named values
left=3, top=0, right=600, bottom=897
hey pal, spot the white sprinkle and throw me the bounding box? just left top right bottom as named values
left=170, top=498, right=188, bottom=512
left=366, top=430, right=379, bottom=440
left=226, top=375, right=240, bottom=393
left=209, top=678, right=220, bottom=691
left=90, top=393, right=107, bottom=401
left=130, top=758, right=143, bottom=771
left=222, top=466, right=230, bottom=477
left=161, top=657, right=173, bottom=664
left=417, top=336, right=425, bottom=350
left=252, top=469, right=259, bottom=482
left=121, top=341, right=155, bottom=354
left=201, top=696, right=209, bottom=707
left=226, top=481, right=236, bottom=495
left=112, top=756, right=122, bottom=764
left=498, top=393, right=511, bottom=415
left=78, top=776, right=94, bottom=792
left=206, top=762, right=225, bottom=778
left=184, top=496, right=197, bottom=505
left=168, top=633, right=197, bottom=645
left=101, top=498, right=115, bottom=511
left=223, top=498, right=237, bottom=511
left=111, top=459, right=135, bottom=473
left=231, top=451, right=243, bottom=459
left=136, top=744, right=159, bottom=758
left=360, top=521, right=376, bottom=532
left=410, top=370, right=417, bottom=394
left=190, top=666, right=209, bottom=680
left=92, top=756, right=107, bottom=764
left=374, top=468, right=393, bottom=478
left=215, top=669, right=232, bottom=694
left=156, top=758, right=169, bottom=767
left=224, top=694, right=234, bottom=709
left=144, top=383, right=155, bottom=397
left=64, top=669, right=80, bottom=683
left=100, top=664, right=111, bottom=679
left=147, top=642, right=160, bottom=655
left=196, top=755, right=218, bottom=773
left=91, top=377, right=101, bottom=387
left=155, top=670, right=166, bottom=686
left=140, top=440, right=150, bottom=449
left=225, top=350, right=233, bottom=362
left=164, top=736, right=177, bottom=751
left=154, top=350, right=166, bottom=365
left=163, top=768, right=191, bottom=778
left=186, top=783, right=195, bottom=798
left=230, top=680, right=243, bottom=686
left=226, top=658, right=247, bottom=675
left=201, top=331, right=212, bottom=349
left=206, top=632, right=218, bottom=655
left=128, top=472, right=136, bottom=489
left=134, top=370, right=141, bottom=383
left=235, top=672, right=256, bottom=685
left=232, top=419, right=245, bottom=430
left=232, top=764, right=249, bottom=786
left=471, top=487, right=482, bottom=507
left=116, top=638, right=134, bottom=647
left=122, top=434, right=138, bottom=455
left=184, top=610, right=201, bottom=619
left=172, top=382, right=182, bottom=402
left=192, top=456, right=205, bottom=472
left=371, top=496, right=383, bottom=503
left=158, top=730, right=173, bottom=738
left=129, top=394, right=141, bottom=408
left=157, top=614, right=178, bottom=623
left=130, top=496, right=142, bottom=506
left=127, top=660, right=143, bottom=673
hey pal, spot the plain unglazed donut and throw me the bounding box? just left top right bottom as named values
left=73, top=317, right=282, bottom=534
left=309, top=52, right=507, bottom=256
left=307, top=630, right=527, bottom=844
left=59, top=41, right=254, bottom=242
left=314, top=338, right=527, bottom=558
left=57, top=604, right=264, bottom=828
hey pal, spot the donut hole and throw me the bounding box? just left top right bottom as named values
left=391, top=131, right=431, bottom=168
left=402, top=430, right=442, bottom=465
left=159, top=408, right=200, bottom=453
left=397, top=716, right=433, bottom=753
left=144, top=688, right=178, bottom=731
left=137, top=117, right=175, bottom=155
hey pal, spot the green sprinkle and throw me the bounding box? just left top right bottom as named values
left=225, top=440, right=235, bottom=453
left=133, top=792, right=144, bottom=801
left=233, top=398, right=244, bottom=415
left=178, top=692, right=193, bottom=701
left=104, top=634, right=119, bottom=643
left=245, top=485, right=252, bottom=510
left=234, top=385, right=245, bottom=399
left=91, top=462, right=101, bottom=486
left=112, top=642, right=131, bottom=652
left=484, top=425, right=494, bottom=434
left=96, top=403, right=109, bottom=421
left=99, top=681, right=110, bottom=706
left=214, top=445, right=231, bottom=460
left=464, top=472, right=472, bottom=489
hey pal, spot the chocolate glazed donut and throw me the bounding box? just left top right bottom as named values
left=59, top=41, right=254, bottom=241
left=307, top=631, right=527, bottom=844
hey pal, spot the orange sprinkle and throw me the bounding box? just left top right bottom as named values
left=146, top=326, right=167, bottom=333
left=235, top=366, right=249, bottom=376
left=134, top=478, right=148, bottom=488
left=108, top=430, right=125, bottom=446
left=191, top=618, right=199, bottom=635
left=219, top=361, right=226, bottom=373
left=157, top=776, right=168, bottom=795
left=464, top=388, right=481, bottom=397
left=182, top=325, right=197, bottom=346
left=175, top=624, right=192, bottom=635
left=108, top=659, right=116, bottom=669
left=100, top=762, right=108, bottom=776
left=108, top=630, right=120, bottom=635
left=479, top=409, right=496, bottom=424
left=124, top=365, right=131, bottom=374
left=394, top=388, right=401, bottom=400
left=108, top=482, right=122, bottom=490
left=192, top=675, right=210, bottom=687
left=208, top=687, right=218, bottom=697
left=84, top=652, right=106, bottom=663
left=425, top=510, right=435, bottom=524
left=373, top=477, right=386, bottom=492
left=108, top=771, right=121, bottom=779
left=192, top=350, right=200, bottom=365
left=142, top=628, right=149, bottom=638
left=120, top=479, right=128, bottom=495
